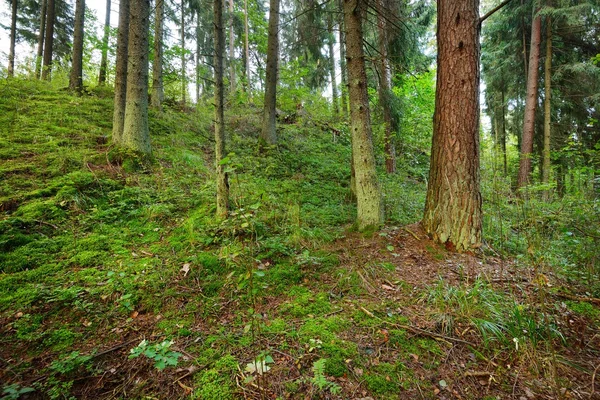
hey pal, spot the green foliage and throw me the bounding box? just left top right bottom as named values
left=311, top=359, right=341, bottom=395
left=129, top=339, right=182, bottom=370
left=192, top=355, right=238, bottom=400
left=1, top=384, right=35, bottom=400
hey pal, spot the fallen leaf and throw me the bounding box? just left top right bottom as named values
left=381, top=284, right=395, bottom=291
left=181, top=263, right=191, bottom=276
left=130, top=311, right=139, bottom=319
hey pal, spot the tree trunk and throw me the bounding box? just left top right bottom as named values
left=35, top=0, right=47, bottom=79
left=501, top=89, right=507, bottom=176
left=7, top=0, right=17, bottom=77
left=122, top=0, right=151, bottom=154
left=41, top=0, right=55, bottom=80
left=422, top=0, right=482, bottom=252
left=215, top=0, right=229, bottom=218
left=260, top=0, right=279, bottom=145
left=338, top=0, right=348, bottom=118
left=542, top=15, right=551, bottom=200
left=112, top=0, right=130, bottom=144
left=344, top=0, right=383, bottom=230
left=377, top=0, right=395, bottom=173
left=196, top=10, right=201, bottom=102
left=517, top=7, right=541, bottom=190
left=229, top=0, right=236, bottom=93
left=328, top=14, right=339, bottom=116
left=244, top=0, right=251, bottom=96
left=152, top=0, right=164, bottom=109
left=69, top=0, right=85, bottom=93
left=98, top=0, right=111, bottom=85
left=181, top=0, right=187, bottom=107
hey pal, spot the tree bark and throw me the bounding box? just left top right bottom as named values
left=260, top=0, right=280, bottom=145
left=517, top=7, right=541, bottom=190
left=377, top=0, right=395, bottom=173
left=229, top=0, right=236, bottom=93
left=69, top=0, right=85, bottom=93
left=215, top=0, right=229, bottom=218
left=422, top=0, right=482, bottom=252
left=41, top=0, right=55, bottom=80
left=196, top=10, right=202, bottom=102
left=501, top=88, right=507, bottom=176
left=152, top=0, right=165, bottom=109
left=7, top=0, right=17, bottom=77
left=35, top=0, right=47, bottom=79
left=98, top=0, right=111, bottom=85
left=338, top=0, right=348, bottom=118
left=112, top=0, right=130, bottom=144
left=328, top=14, right=339, bottom=116
left=181, top=0, right=187, bottom=107
left=244, top=0, right=251, bottom=96
left=122, top=0, right=151, bottom=154
left=344, top=0, right=383, bottom=230
left=542, top=15, right=551, bottom=200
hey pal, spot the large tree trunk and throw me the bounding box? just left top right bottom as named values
left=260, top=0, right=280, bottom=145
left=344, top=0, right=383, bottom=230
left=422, top=0, right=482, bottom=252
left=152, top=0, right=164, bottom=109
left=7, top=0, right=17, bottom=77
left=328, top=14, right=339, bottom=116
left=112, top=0, right=130, bottom=144
left=228, top=0, right=236, bottom=93
left=41, top=0, right=55, bottom=80
left=244, top=0, right=251, bottom=96
left=338, top=0, right=348, bottom=118
left=542, top=16, right=552, bottom=200
left=69, top=0, right=85, bottom=93
left=517, top=7, right=541, bottom=190
left=215, top=0, right=229, bottom=218
left=98, top=0, right=111, bottom=85
left=377, top=0, right=395, bottom=173
left=35, top=0, right=47, bottom=79
left=122, top=0, right=151, bottom=154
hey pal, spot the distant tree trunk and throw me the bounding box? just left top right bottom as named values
left=517, top=7, right=541, bottom=190
left=215, top=0, right=229, bottom=218
left=260, top=0, right=279, bottom=145
left=542, top=16, right=552, bottom=200
left=8, top=0, right=17, bottom=77
left=344, top=0, right=383, bottom=230
left=328, top=14, right=339, bottom=116
left=41, top=0, right=55, bottom=80
left=69, top=0, right=85, bottom=93
left=152, top=0, right=164, bottom=109
left=244, top=0, right=251, bottom=95
left=228, top=0, right=236, bottom=93
left=377, top=0, right=395, bottom=173
left=98, top=0, right=111, bottom=85
left=35, top=0, right=47, bottom=79
left=422, top=0, right=482, bottom=252
left=122, top=0, right=151, bottom=154
left=338, top=0, right=348, bottom=118
left=196, top=10, right=201, bottom=102
left=181, top=0, right=187, bottom=107
left=501, top=89, right=507, bottom=176
left=112, top=0, right=130, bottom=144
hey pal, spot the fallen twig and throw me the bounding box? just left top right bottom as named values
left=554, top=291, right=600, bottom=306
left=403, top=227, right=420, bottom=240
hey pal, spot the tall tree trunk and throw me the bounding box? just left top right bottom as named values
left=7, top=0, right=17, bottom=77
left=98, top=0, right=111, bottom=85
left=69, top=0, right=85, bottom=93
left=228, top=0, right=236, bottom=93
left=181, top=0, right=187, bottom=107
left=35, top=0, right=47, bottom=79
left=260, top=0, right=280, bottom=145
left=122, top=0, right=151, bottom=154
left=328, top=14, right=339, bottom=116
left=41, top=0, right=55, bottom=80
left=244, top=0, right=251, bottom=96
left=377, top=0, right=395, bottom=173
left=152, top=0, right=164, bottom=109
left=215, top=0, right=229, bottom=218
left=517, top=7, right=541, bottom=190
left=542, top=15, right=552, bottom=200
left=112, top=0, right=130, bottom=144
left=196, top=10, right=202, bottom=102
left=423, top=0, right=482, bottom=252
left=344, top=0, right=383, bottom=230
left=501, top=89, right=507, bottom=176
left=338, top=0, right=348, bottom=118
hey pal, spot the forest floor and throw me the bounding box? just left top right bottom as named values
left=1, top=80, right=599, bottom=400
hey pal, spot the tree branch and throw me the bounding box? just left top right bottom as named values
left=479, top=0, right=514, bottom=25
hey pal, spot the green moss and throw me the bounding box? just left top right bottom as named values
left=567, top=301, right=600, bottom=320
left=192, top=355, right=238, bottom=400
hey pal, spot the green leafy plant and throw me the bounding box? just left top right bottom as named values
left=129, top=339, right=182, bottom=370
left=311, top=359, right=341, bottom=395
left=1, top=384, right=35, bottom=400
